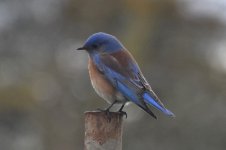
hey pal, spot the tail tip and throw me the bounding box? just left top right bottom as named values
left=165, top=109, right=176, bottom=118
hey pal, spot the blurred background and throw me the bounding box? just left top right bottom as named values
left=0, top=0, right=226, bottom=150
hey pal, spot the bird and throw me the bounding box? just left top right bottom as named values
left=77, top=32, right=175, bottom=119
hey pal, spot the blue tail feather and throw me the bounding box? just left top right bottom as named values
left=117, top=81, right=157, bottom=119
left=116, top=80, right=175, bottom=118
left=143, top=92, right=175, bottom=117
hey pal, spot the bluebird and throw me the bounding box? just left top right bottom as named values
left=77, top=32, right=175, bottom=119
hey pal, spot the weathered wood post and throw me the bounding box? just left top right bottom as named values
left=84, top=111, right=124, bottom=150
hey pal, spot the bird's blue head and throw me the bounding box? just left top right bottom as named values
left=77, top=32, right=125, bottom=54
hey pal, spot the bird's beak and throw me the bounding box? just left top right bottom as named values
left=76, top=46, right=87, bottom=50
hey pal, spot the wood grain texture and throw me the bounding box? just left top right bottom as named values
left=84, top=111, right=123, bottom=150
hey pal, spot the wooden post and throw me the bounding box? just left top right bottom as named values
left=84, top=111, right=124, bottom=150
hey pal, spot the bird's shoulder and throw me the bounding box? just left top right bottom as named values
left=111, top=49, right=135, bottom=66
left=100, top=50, right=136, bottom=69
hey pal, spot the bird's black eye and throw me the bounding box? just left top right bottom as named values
left=92, top=44, right=98, bottom=49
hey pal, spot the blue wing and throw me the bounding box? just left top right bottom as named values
left=93, top=50, right=175, bottom=118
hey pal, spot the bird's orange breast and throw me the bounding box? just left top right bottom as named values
left=88, top=57, right=116, bottom=103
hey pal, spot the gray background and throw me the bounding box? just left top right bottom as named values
left=0, top=0, right=226, bottom=150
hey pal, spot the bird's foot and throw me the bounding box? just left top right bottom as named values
left=118, top=110, right=127, bottom=118
left=96, top=108, right=112, bottom=122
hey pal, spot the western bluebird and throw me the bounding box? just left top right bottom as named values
left=77, top=32, right=175, bottom=119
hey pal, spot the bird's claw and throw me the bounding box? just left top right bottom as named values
left=105, top=110, right=112, bottom=122
left=96, top=108, right=112, bottom=122
left=118, top=110, right=127, bottom=118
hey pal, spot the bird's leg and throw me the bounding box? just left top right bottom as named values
left=106, top=100, right=117, bottom=111
left=97, top=100, right=117, bottom=112
left=97, top=100, right=118, bottom=121
left=118, top=103, right=127, bottom=118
